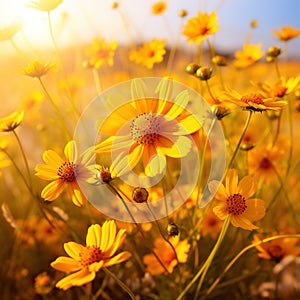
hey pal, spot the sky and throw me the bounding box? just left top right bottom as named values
left=1, top=0, right=300, bottom=57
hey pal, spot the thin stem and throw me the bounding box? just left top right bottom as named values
left=205, top=80, right=217, bottom=103
left=38, top=77, right=71, bottom=140
left=12, top=130, right=32, bottom=189
left=206, top=38, right=216, bottom=58
left=176, top=216, right=230, bottom=300
left=274, top=57, right=281, bottom=79
left=272, top=112, right=282, bottom=147
left=206, top=234, right=300, bottom=297
left=103, top=268, right=136, bottom=300
left=285, top=96, right=294, bottom=178
left=226, top=110, right=253, bottom=173
left=92, top=68, right=102, bottom=95
left=9, top=39, right=30, bottom=61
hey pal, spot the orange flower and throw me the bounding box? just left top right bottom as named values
left=233, top=43, right=264, bottom=68
left=253, top=235, right=300, bottom=262
left=209, top=169, right=265, bottom=230
left=51, top=220, right=131, bottom=290
left=152, top=1, right=167, bottom=15
left=22, top=60, right=56, bottom=78
left=85, top=38, right=118, bottom=69
left=182, top=11, right=219, bottom=44
left=143, top=235, right=190, bottom=275
left=27, top=0, right=63, bottom=12
left=273, top=25, right=300, bottom=42
left=129, top=39, right=166, bottom=69
left=0, top=111, right=24, bottom=132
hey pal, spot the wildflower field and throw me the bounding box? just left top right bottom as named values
left=1, top=1, right=300, bottom=299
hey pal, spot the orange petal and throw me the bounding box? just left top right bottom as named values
left=64, top=242, right=85, bottom=260
left=238, top=175, right=256, bottom=199
left=51, top=256, right=81, bottom=273
left=86, top=224, right=101, bottom=247
left=102, top=251, right=131, bottom=268
left=64, top=140, right=77, bottom=162
left=230, top=214, right=259, bottom=230
left=226, top=169, right=238, bottom=195
left=41, top=180, right=65, bottom=201
left=42, top=150, right=64, bottom=168
left=243, top=199, right=265, bottom=221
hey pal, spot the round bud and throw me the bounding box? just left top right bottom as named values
left=195, top=67, right=213, bottom=81
left=185, top=63, right=200, bottom=75
left=132, top=187, right=149, bottom=203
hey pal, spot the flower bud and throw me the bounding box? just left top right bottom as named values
left=195, top=67, right=213, bottom=80
left=267, top=46, right=281, bottom=58
left=112, top=2, right=119, bottom=9
left=132, top=187, right=148, bottom=203
left=167, top=222, right=179, bottom=237
left=96, top=167, right=112, bottom=183
left=212, top=55, right=227, bottom=67
left=295, top=90, right=300, bottom=100
left=185, top=63, right=200, bottom=75
left=211, top=104, right=230, bottom=120
left=178, top=9, right=187, bottom=18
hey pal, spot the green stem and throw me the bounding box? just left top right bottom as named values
left=12, top=130, right=32, bottom=189
left=205, top=80, right=217, bottom=103
left=206, top=234, right=300, bottom=297
left=103, top=268, right=136, bottom=300
left=176, top=216, right=231, bottom=300
left=274, top=57, right=281, bottom=79
left=226, top=110, right=253, bottom=173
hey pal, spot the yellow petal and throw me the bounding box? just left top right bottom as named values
left=89, top=261, right=104, bottom=272
left=238, top=175, right=256, bottom=198
left=143, top=144, right=166, bottom=176
left=41, top=180, right=65, bottom=201
left=230, top=214, right=258, bottom=230
left=104, top=229, right=127, bottom=257
left=55, top=269, right=95, bottom=291
left=95, top=135, right=132, bottom=154
left=226, top=169, right=238, bottom=195
left=176, top=115, right=202, bottom=135
left=86, top=224, right=101, bottom=247
left=213, top=204, right=228, bottom=220
left=156, top=78, right=173, bottom=114
left=100, top=220, right=116, bottom=252
left=208, top=181, right=228, bottom=201
left=42, top=149, right=64, bottom=168
left=166, top=90, right=189, bottom=118
left=35, top=164, right=59, bottom=180
left=68, top=182, right=87, bottom=206
left=64, top=242, right=85, bottom=260
left=102, top=251, right=131, bottom=268
left=157, top=135, right=191, bottom=158
left=64, top=140, right=77, bottom=162
left=51, top=256, right=81, bottom=272
left=243, top=199, right=265, bottom=221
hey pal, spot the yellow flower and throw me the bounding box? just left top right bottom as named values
left=251, top=76, right=300, bottom=98
left=0, top=111, right=24, bottom=132
left=95, top=78, right=202, bottom=176
left=233, top=44, right=264, bottom=68
left=182, top=11, right=219, bottom=45
left=51, top=220, right=131, bottom=290
left=220, top=88, right=287, bottom=112
left=152, top=1, right=167, bottom=15
left=85, top=38, right=118, bottom=69
left=273, top=25, right=300, bottom=42
left=27, top=0, right=63, bottom=11
left=253, top=235, right=300, bottom=262
left=129, top=39, right=166, bottom=69
left=0, top=21, right=23, bottom=41
left=22, top=60, right=55, bottom=78
left=209, top=169, right=265, bottom=230
left=143, top=235, right=190, bottom=275
left=35, top=140, right=93, bottom=206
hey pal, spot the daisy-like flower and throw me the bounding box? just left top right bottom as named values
left=0, top=111, right=24, bottom=132
left=51, top=220, right=131, bottom=290
left=233, top=43, right=264, bottom=68
left=220, top=88, right=287, bottom=112
left=209, top=169, right=265, bottom=230
left=273, top=25, right=300, bottom=42
left=151, top=1, right=167, bottom=15
left=35, top=140, right=93, bottom=206
left=253, top=235, right=300, bottom=262
left=129, top=39, right=166, bottom=69
left=22, top=60, right=56, bottom=78
left=27, top=0, right=63, bottom=12
left=95, top=78, right=202, bottom=176
left=251, top=76, right=300, bottom=99
left=182, top=11, right=219, bottom=45
left=0, top=21, right=23, bottom=42
left=85, top=38, right=118, bottom=69
left=143, top=235, right=190, bottom=275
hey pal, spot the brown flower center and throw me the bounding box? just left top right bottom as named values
left=57, top=162, right=78, bottom=183
left=259, top=157, right=272, bottom=170
left=267, top=245, right=284, bottom=262
left=79, top=246, right=102, bottom=268
left=226, top=193, right=247, bottom=215
left=241, top=93, right=264, bottom=105
left=130, top=113, right=160, bottom=145
left=273, top=86, right=288, bottom=98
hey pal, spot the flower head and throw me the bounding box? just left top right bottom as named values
left=22, top=60, right=55, bottom=78
left=220, top=88, right=287, bottom=112
left=95, top=78, right=202, bottom=176
left=0, top=21, right=23, bottom=41
left=209, top=169, right=265, bottom=230
left=51, top=220, right=131, bottom=290
left=273, top=25, right=300, bottom=42
left=143, top=235, right=190, bottom=275
left=233, top=43, right=264, bottom=68
left=0, top=111, right=24, bottom=132
left=152, top=2, right=167, bottom=15
left=182, top=11, right=219, bottom=45
left=35, top=140, right=93, bottom=206
left=27, top=0, right=63, bottom=11
left=85, top=38, right=118, bottom=69
left=129, top=39, right=166, bottom=69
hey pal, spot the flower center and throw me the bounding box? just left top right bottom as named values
left=273, top=86, right=288, bottom=98
left=267, top=245, right=284, bottom=261
left=79, top=246, right=102, bottom=268
left=241, top=93, right=264, bottom=105
left=57, top=162, right=78, bottom=183
left=130, top=113, right=160, bottom=144
left=226, top=193, right=247, bottom=215
left=259, top=157, right=272, bottom=170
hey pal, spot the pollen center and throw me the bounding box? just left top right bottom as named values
left=226, top=193, right=247, bottom=215
left=130, top=113, right=160, bottom=144
left=241, top=93, right=264, bottom=105
left=57, top=162, right=78, bottom=183
left=79, top=246, right=102, bottom=268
